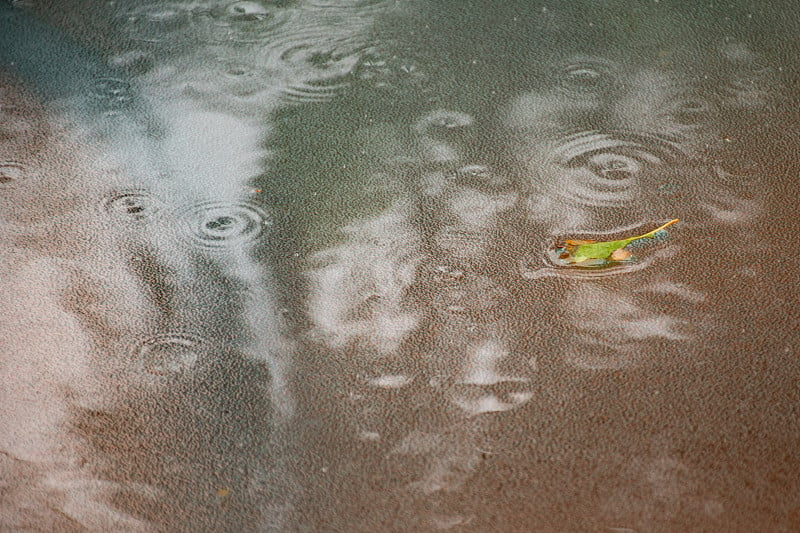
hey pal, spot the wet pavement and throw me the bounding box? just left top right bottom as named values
left=2, top=0, right=800, bottom=531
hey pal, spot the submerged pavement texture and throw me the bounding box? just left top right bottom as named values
left=2, top=0, right=800, bottom=531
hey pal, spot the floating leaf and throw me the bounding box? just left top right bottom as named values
left=555, top=219, right=679, bottom=265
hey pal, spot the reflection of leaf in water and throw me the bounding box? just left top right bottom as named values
left=556, top=219, right=679, bottom=265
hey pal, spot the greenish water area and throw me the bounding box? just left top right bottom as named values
left=2, top=1, right=799, bottom=531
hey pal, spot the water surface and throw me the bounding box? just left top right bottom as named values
left=2, top=0, right=800, bottom=531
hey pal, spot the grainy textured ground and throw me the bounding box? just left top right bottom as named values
left=2, top=1, right=799, bottom=531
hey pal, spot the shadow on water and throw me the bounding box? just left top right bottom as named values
left=2, top=0, right=800, bottom=531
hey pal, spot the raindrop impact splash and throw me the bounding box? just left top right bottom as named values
left=223, top=1, right=271, bottom=21
left=351, top=50, right=426, bottom=95
left=117, top=3, right=197, bottom=44
left=0, top=161, right=25, bottom=186
left=89, top=77, right=135, bottom=110
left=452, top=164, right=512, bottom=192
left=540, top=130, right=687, bottom=209
left=277, top=39, right=368, bottom=104
left=667, top=93, right=717, bottom=126
left=103, top=190, right=162, bottom=222
left=178, top=201, right=271, bottom=249
left=420, top=260, right=467, bottom=285
left=203, top=1, right=292, bottom=44
left=306, top=0, right=397, bottom=11
left=415, top=109, right=474, bottom=133
left=556, top=58, right=617, bottom=94
left=134, top=333, right=205, bottom=377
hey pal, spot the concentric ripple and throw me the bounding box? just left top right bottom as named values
left=103, top=190, right=162, bottom=222
left=0, top=161, right=25, bottom=186
left=555, top=57, right=618, bottom=94
left=306, top=0, right=397, bottom=11
left=213, top=60, right=272, bottom=98
left=201, top=1, right=294, bottom=44
left=178, top=200, right=271, bottom=249
left=351, top=50, right=427, bottom=94
left=552, top=130, right=685, bottom=166
left=276, top=38, right=369, bottom=103
left=667, top=93, right=717, bottom=126
left=721, top=75, right=773, bottom=110
left=544, top=130, right=686, bottom=208
left=88, top=77, right=135, bottom=111
left=419, top=259, right=468, bottom=285
left=117, top=3, right=197, bottom=44
left=134, top=333, right=205, bottom=377
left=222, top=1, right=272, bottom=20
left=280, top=78, right=350, bottom=104
left=415, top=109, right=473, bottom=133
left=451, top=164, right=512, bottom=192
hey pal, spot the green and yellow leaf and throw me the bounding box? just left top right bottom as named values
left=555, top=219, right=679, bottom=265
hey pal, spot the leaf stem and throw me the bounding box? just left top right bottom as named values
left=628, top=218, right=679, bottom=244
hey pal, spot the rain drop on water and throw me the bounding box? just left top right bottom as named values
left=204, top=1, right=290, bottom=44
left=0, top=161, right=25, bottom=186
left=118, top=3, right=196, bottom=44
left=109, top=51, right=155, bottom=75
left=277, top=39, right=367, bottom=103
left=351, top=50, right=426, bottom=95
left=669, top=94, right=716, bottom=126
left=422, top=260, right=467, bottom=285
left=225, top=1, right=271, bottom=21
left=544, top=131, right=684, bottom=209
left=134, top=333, right=205, bottom=377
left=103, top=191, right=161, bottom=222
left=557, top=58, right=615, bottom=93
left=586, top=153, right=641, bottom=181
left=89, top=77, right=135, bottom=111
left=415, top=109, right=473, bottom=132
left=452, top=164, right=512, bottom=192
left=306, top=0, right=397, bottom=11
left=178, top=200, right=271, bottom=249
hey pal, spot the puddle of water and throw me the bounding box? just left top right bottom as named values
left=2, top=0, right=800, bottom=531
